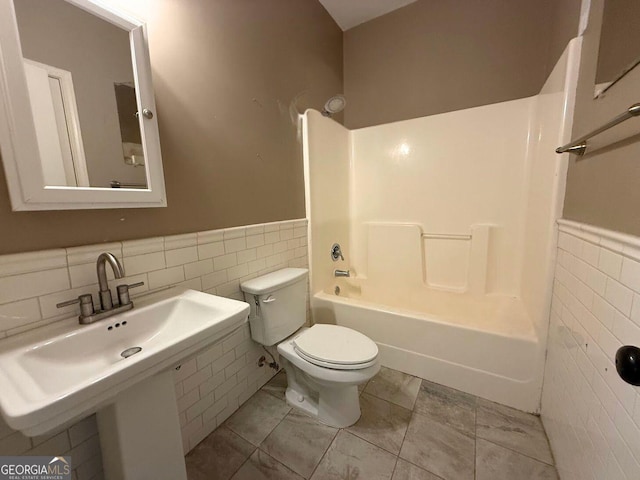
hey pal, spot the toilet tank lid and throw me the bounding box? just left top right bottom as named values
left=240, top=268, right=308, bottom=295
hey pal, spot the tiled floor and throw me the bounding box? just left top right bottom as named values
left=186, top=366, right=558, bottom=480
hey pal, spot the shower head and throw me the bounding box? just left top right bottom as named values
left=321, top=95, right=346, bottom=117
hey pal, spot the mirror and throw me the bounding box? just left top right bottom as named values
left=15, top=0, right=145, bottom=189
left=0, top=0, right=166, bottom=210
left=595, top=0, right=640, bottom=97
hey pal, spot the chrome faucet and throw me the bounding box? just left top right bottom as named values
left=334, top=269, right=350, bottom=278
left=97, top=252, right=125, bottom=311
left=57, top=252, right=144, bottom=324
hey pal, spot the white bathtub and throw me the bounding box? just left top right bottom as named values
left=311, top=286, right=544, bottom=412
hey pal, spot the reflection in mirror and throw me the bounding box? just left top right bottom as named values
left=14, top=0, right=147, bottom=188
left=23, top=58, right=89, bottom=187
left=595, top=0, right=640, bottom=97
left=115, top=83, right=145, bottom=172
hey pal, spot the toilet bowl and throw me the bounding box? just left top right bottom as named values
left=278, top=324, right=380, bottom=427
left=240, top=268, right=379, bottom=427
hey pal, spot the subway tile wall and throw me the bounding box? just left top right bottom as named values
left=542, top=220, right=640, bottom=480
left=0, top=219, right=309, bottom=480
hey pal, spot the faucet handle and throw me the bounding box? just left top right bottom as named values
left=116, top=281, right=145, bottom=306
left=56, top=294, right=95, bottom=317
left=331, top=243, right=344, bottom=261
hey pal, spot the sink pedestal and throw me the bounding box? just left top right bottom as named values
left=97, top=370, right=187, bottom=480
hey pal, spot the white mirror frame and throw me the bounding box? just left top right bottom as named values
left=0, top=0, right=167, bottom=210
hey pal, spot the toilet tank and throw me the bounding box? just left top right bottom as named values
left=240, top=268, right=308, bottom=346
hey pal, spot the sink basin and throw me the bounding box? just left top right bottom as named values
left=0, top=287, right=250, bottom=436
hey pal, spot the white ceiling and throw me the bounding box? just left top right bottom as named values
left=319, top=0, right=418, bottom=31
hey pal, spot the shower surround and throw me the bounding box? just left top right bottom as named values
left=303, top=40, right=582, bottom=412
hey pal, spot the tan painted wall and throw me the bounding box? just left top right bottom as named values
left=0, top=0, right=343, bottom=254
left=563, top=0, right=640, bottom=235
left=546, top=0, right=583, bottom=79
left=343, top=0, right=581, bottom=129
left=595, top=0, right=640, bottom=84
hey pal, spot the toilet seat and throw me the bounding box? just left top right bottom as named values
left=293, top=324, right=378, bottom=370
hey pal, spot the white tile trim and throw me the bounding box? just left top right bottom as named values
left=197, top=230, right=224, bottom=244
left=0, top=218, right=307, bottom=339
left=223, top=226, right=246, bottom=239
left=122, top=237, right=165, bottom=257
left=67, top=243, right=123, bottom=266
left=164, top=233, right=198, bottom=251
left=0, top=250, right=67, bottom=277
left=558, top=219, right=640, bottom=261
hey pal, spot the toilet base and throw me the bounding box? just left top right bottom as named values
left=284, top=382, right=361, bottom=428
left=281, top=355, right=364, bottom=428
left=318, top=384, right=361, bottom=427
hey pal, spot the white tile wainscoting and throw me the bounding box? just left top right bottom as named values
left=542, top=220, right=640, bottom=480
left=0, top=219, right=309, bottom=480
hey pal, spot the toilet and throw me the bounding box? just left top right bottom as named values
left=240, top=268, right=380, bottom=427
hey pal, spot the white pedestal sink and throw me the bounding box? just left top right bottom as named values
left=0, top=287, right=250, bottom=480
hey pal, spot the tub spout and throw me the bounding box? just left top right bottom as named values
left=334, top=269, right=350, bottom=278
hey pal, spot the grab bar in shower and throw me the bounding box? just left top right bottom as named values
left=555, top=103, right=640, bottom=156
left=421, top=233, right=472, bottom=240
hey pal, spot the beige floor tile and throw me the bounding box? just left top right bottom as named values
left=358, top=379, right=369, bottom=394
left=346, top=393, right=411, bottom=455
left=311, top=430, right=397, bottom=480
left=476, top=438, right=558, bottom=480
left=476, top=399, right=554, bottom=465
left=224, top=390, right=291, bottom=445
left=392, top=459, right=441, bottom=480
left=413, top=380, right=476, bottom=437
left=399, top=412, right=475, bottom=480
left=262, top=370, right=287, bottom=401
left=186, top=427, right=254, bottom=480
left=231, top=449, right=304, bottom=480
left=186, top=367, right=559, bottom=480
left=260, top=410, right=338, bottom=478
left=364, top=367, right=421, bottom=410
